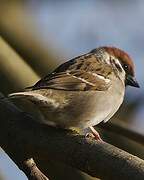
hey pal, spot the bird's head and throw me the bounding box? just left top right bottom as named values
left=102, top=46, right=140, bottom=88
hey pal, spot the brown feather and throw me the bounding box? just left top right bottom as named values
left=32, top=52, right=112, bottom=91
left=103, top=46, right=135, bottom=76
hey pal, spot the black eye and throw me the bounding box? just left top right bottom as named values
left=123, top=64, right=129, bottom=70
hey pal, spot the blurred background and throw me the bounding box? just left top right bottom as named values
left=0, top=0, right=144, bottom=180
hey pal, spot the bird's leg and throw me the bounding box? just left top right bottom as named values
left=86, top=126, right=103, bottom=142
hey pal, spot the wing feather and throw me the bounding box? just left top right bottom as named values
left=31, top=52, right=112, bottom=91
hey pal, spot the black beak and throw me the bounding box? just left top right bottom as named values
left=126, top=75, right=140, bottom=88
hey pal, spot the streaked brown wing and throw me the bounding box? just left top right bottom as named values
left=31, top=52, right=112, bottom=91
left=32, top=70, right=111, bottom=91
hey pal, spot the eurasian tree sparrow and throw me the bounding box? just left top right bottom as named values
left=9, top=46, right=139, bottom=140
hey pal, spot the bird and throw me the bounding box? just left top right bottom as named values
left=9, top=46, right=140, bottom=141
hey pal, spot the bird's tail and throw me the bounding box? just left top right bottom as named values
left=8, top=91, right=47, bottom=123
left=8, top=91, right=49, bottom=104
left=8, top=91, right=35, bottom=99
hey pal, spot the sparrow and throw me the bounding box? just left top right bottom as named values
left=9, top=46, right=139, bottom=141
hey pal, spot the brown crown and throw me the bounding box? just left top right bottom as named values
left=103, top=46, right=135, bottom=76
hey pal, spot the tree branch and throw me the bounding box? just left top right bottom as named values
left=23, top=158, right=49, bottom=180
left=0, top=2, right=60, bottom=76
left=0, top=93, right=144, bottom=180
left=98, top=121, right=144, bottom=145
left=0, top=36, right=39, bottom=92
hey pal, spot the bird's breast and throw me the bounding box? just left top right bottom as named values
left=37, top=79, right=125, bottom=129
left=60, top=78, right=125, bottom=128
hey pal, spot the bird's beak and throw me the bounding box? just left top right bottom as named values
left=126, top=75, right=140, bottom=88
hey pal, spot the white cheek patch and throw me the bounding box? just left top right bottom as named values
left=109, top=56, right=126, bottom=82
left=114, top=59, right=123, bottom=71
left=104, top=55, right=111, bottom=65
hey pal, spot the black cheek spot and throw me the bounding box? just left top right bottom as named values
left=115, top=63, right=123, bottom=72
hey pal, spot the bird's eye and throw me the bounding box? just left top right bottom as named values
left=124, top=64, right=128, bottom=70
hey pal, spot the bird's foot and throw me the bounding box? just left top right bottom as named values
left=85, top=126, right=103, bottom=142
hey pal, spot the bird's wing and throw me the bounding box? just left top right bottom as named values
left=31, top=53, right=112, bottom=91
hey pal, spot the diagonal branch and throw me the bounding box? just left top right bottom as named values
left=0, top=36, right=39, bottom=91
left=98, top=121, right=144, bottom=145
left=0, top=93, right=144, bottom=180
left=23, top=158, right=49, bottom=180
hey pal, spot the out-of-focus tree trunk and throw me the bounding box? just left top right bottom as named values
left=0, top=1, right=63, bottom=76
left=0, top=36, right=39, bottom=93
